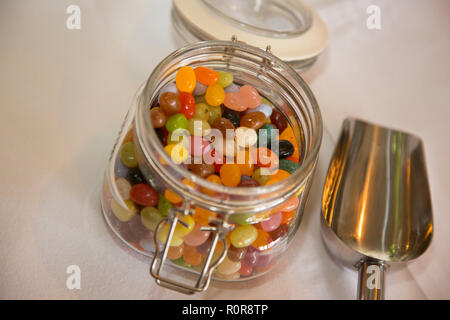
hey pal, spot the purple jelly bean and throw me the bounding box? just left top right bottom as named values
left=114, top=156, right=129, bottom=178
left=243, top=246, right=258, bottom=267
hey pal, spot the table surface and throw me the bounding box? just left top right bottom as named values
left=0, top=0, right=449, bottom=299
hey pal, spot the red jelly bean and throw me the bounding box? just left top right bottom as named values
left=239, top=262, right=253, bottom=277
left=130, top=183, right=158, bottom=207
left=179, top=92, right=196, bottom=119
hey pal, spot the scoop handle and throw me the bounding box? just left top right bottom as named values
left=357, top=259, right=386, bottom=300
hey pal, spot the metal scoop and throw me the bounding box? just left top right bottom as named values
left=321, top=118, right=433, bottom=299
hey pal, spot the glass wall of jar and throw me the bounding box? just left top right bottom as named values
left=101, top=40, right=322, bottom=293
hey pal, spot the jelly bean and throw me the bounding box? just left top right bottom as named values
left=220, top=163, right=241, bottom=187
left=279, top=126, right=300, bottom=163
left=167, top=243, right=184, bottom=260
left=224, top=82, right=240, bottom=93
left=217, top=71, right=234, bottom=88
left=165, top=113, right=188, bottom=133
left=167, top=128, right=189, bottom=145
left=205, top=84, right=225, bottom=106
left=194, top=66, right=219, bottom=85
left=171, top=257, right=191, bottom=268
left=240, top=111, right=266, bottom=130
left=115, top=177, right=131, bottom=200
left=193, top=82, right=207, bottom=96
left=215, top=271, right=240, bottom=280
left=276, top=139, right=294, bottom=158
left=227, top=245, right=247, bottom=262
left=222, top=107, right=241, bottom=127
left=190, top=137, right=211, bottom=159
left=179, top=92, right=196, bottom=119
left=164, top=143, right=189, bottom=164
left=188, top=118, right=211, bottom=136
left=282, top=210, right=295, bottom=224
left=217, top=256, right=241, bottom=275
left=196, top=234, right=213, bottom=255
left=279, top=159, right=298, bottom=174
left=252, top=147, right=279, bottom=170
left=261, top=211, right=282, bottom=232
left=165, top=188, right=182, bottom=204
left=252, top=229, right=271, bottom=251
left=176, top=66, right=196, bottom=93
left=281, top=196, right=299, bottom=212
left=193, top=207, right=216, bottom=226
left=246, top=103, right=272, bottom=118
left=224, top=91, right=246, bottom=111
left=242, top=246, right=258, bottom=267
left=229, top=213, right=253, bottom=225
left=183, top=244, right=203, bottom=266
left=194, top=103, right=210, bottom=121
left=265, top=169, right=291, bottom=186
left=150, top=107, right=167, bottom=128
left=126, top=167, right=145, bottom=185
left=236, top=149, right=254, bottom=176
left=235, top=127, right=257, bottom=148
left=201, top=174, right=222, bottom=196
left=184, top=224, right=210, bottom=246
left=239, top=263, right=253, bottom=276
left=158, top=82, right=178, bottom=104
left=270, top=109, right=287, bottom=132
left=120, top=142, right=138, bottom=168
left=189, top=162, right=215, bottom=178
left=128, top=213, right=150, bottom=239
left=255, top=253, right=273, bottom=269
left=160, top=92, right=181, bottom=116
left=257, top=123, right=277, bottom=148
left=211, top=117, right=235, bottom=137
left=239, top=85, right=261, bottom=109
left=252, top=168, right=271, bottom=185
left=269, top=224, right=288, bottom=242
left=230, top=225, right=258, bottom=248
left=111, top=199, right=136, bottom=222
left=238, top=178, right=260, bottom=187
left=130, top=183, right=158, bottom=207
left=114, top=156, right=129, bottom=178
left=213, top=138, right=238, bottom=159
left=208, top=105, right=222, bottom=125
left=157, top=223, right=183, bottom=246
left=157, top=194, right=173, bottom=217
left=140, top=206, right=164, bottom=231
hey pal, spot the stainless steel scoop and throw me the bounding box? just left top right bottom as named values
left=321, top=118, right=433, bottom=299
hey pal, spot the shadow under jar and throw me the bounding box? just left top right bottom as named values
left=101, top=40, right=322, bottom=294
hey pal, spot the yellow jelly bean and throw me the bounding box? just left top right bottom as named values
left=164, top=143, right=189, bottom=164
left=176, top=66, right=196, bottom=93
left=229, top=225, right=258, bottom=248
left=205, top=84, right=225, bottom=106
left=110, top=199, right=136, bottom=222
left=216, top=256, right=241, bottom=275
left=157, top=223, right=184, bottom=246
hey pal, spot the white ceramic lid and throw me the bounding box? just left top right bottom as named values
left=173, top=0, right=328, bottom=64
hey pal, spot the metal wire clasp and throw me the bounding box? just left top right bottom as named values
left=150, top=201, right=228, bottom=294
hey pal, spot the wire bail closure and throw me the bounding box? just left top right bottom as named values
left=150, top=201, right=229, bottom=294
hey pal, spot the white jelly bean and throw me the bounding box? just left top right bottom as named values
left=246, top=103, right=273, bottom=118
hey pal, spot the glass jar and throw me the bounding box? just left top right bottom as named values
left=101, top=40, right=322, bottom=294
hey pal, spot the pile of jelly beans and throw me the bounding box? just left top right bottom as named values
left=109, top=66, right=302, bottom=280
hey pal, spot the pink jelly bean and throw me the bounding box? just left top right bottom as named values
left=224, top=92, right=246, bottom=111
left=260, top=211, right=282, bottom=232
left=188, top=136, right=211, bottom=157
left=239, top=85, right=261, bottom=109
left=281, top=196, right=299, bottom=212
left=242, top=246, right=258, bottom=267
left=239, top=262, right=253, bottom=276
left=183, top=224, right=210, bottom=246
left=255, top=253, right=273, bottom=269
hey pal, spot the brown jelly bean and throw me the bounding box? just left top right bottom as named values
left=270, top=109, right=287, bottom=132
left=150, top=107, right=167, bottom=128
left=240, top=111, right=266, bottom=130
left=211, top=117, right=235, bottom=137
left=160, top=92, right=181, bottom=116
left=227, top=245, right=247, bottom=262
left=269, top=224, right=289, bottom=242
left=238, top=178, right=260, bottom=187
left=189, top=162, right=215, bottom=178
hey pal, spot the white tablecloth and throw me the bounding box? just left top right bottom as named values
left=0, top=0, right=448, bottom=299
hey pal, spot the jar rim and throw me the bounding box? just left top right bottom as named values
left=135, top=40, right=322, bottom=213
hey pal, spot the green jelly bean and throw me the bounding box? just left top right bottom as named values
left=111, top=199, right=136, bottom=222
left=257, top=123, right=277, bottom=148
left=229, top=213, right=254, bottom=225
left=229, top=225, right=258, bottom=248
left=120, top=142, right=138, bottom=168
left=252, top=167, right=271, bottom=186
left=195, top=95, right=205, bottom=104
left=140, top=206, right=164, bottom=231
left=279, top=159, right=299, bottom=174
left=208, top=105, right=222, bottom=125
left=217, top=71, right=234, bottom=88
left=171, top=257, right=192, bottom=268
left=194, top=103, right=210, bottom=121
left=157, top=195, right=172, bottom=217
left=165, top=113, right=188, bottom=132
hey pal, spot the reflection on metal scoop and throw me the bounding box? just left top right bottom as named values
left=321, top=118, right=433, bottom=299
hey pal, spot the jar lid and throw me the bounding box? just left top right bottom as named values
left=172, top=0, right=328, bottom=71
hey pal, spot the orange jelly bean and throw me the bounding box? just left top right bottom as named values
left=193, top=206, right=217, bottom=225
left=282, top=210, right=295, bottom=224
left=279, top=126, right=300, bottom=164
left=164, top=178, right=195, bottom=204
left=167, top=243, right=184, bottom=260
left=176, top=66, right=196, bottom=93
left=236, top=149, right=254, bottom=176
left=252, top=229, right=271, bottom=251
left=220, top=164, right=241, bottom=187
left=205, top=84, right=226, bottom=106
left=202, top=174, right=222, bottom=196
left=194, top=67, right=219, bottom=85
left=252, top=147, right=279, bottom=170
left=183, top=245, right=203, bottom=266
left=265, top=169, right=291, bottom=185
